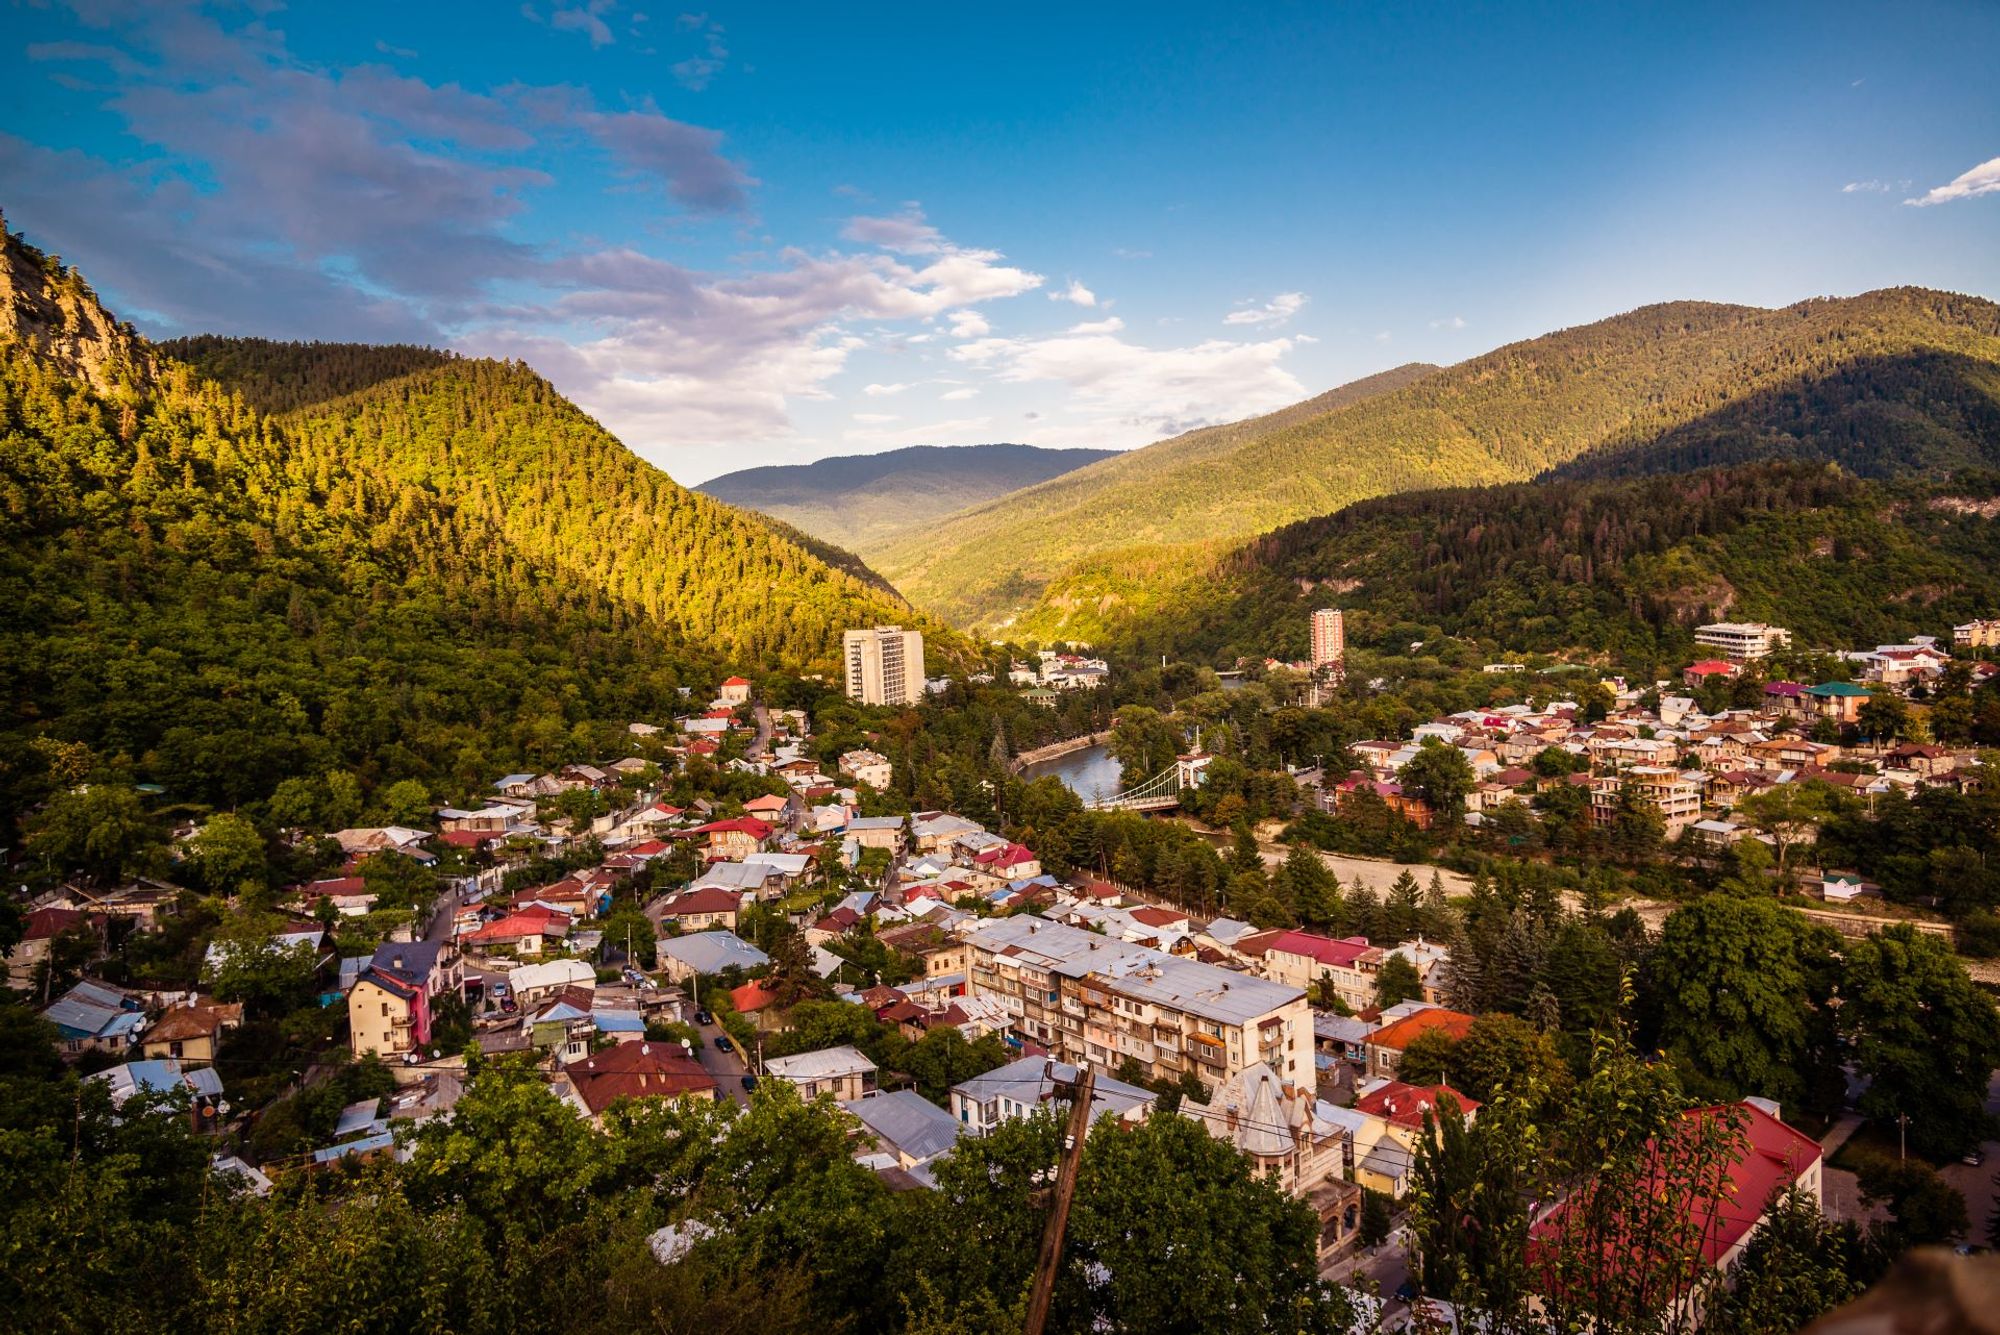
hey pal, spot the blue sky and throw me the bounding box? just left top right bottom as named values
left=4, top=1, right=1997, bottom=483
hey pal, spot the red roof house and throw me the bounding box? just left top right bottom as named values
left=1354, top=1079, right=1481, bottom=1129
left=565, top=1041, right=718, bottom=1120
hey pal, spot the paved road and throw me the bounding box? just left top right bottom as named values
left=692, top=1014, right=753, bottom=1107
left=1937, top=1069, right=2000, bottom=1246
left=749, top=703, right=774, bottom=759
left=1321, top=1224, right=1412, bottom=1322
left=424, top=884, right=462, bottom=945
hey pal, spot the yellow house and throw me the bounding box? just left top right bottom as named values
left=1349, top=1080, right=1480, bottom=1198
left=349, top=972, right=423, bottom=1059
left=139, top=998, right=243, bottom=1066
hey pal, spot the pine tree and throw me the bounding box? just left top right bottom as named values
left=1443, top=945, right=1487, bottom=1014
left=1421, top=870, right=1455, bottom=939
left=1385, top=870, right=1422, bottom=940
left=1278, top=842, right=1338, bottom=929
left=1488, top=911, right=1546, bottom=1015
left=1526, top=876, right=1564, bottom=930
left=1229, top=822, right=1264, bottom=876
left=1525, top=982, right=1562, bottom=1034
left=1347, top=882, right=1382, bottom=943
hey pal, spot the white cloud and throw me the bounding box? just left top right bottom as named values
left=949, top=328, right=1304, bottom=444
left=851, top=412, right=900, bottom=423
left=1429, top=314, right=1466, bottom=330
left=1905, top=156, right=2000, bottom=207
left=531, top=1, right=618, bottom=47
left=1223, top=291, right=1307, bottom=327
left=2, top=11, right=1054, bottom=484
left=939, top=386, right=979, bottom=401
left=863, top=382, right=911, bottom=396
left=842, top=210, right=952, bottom=255
left=1049, top=278, right=1097, bottom=307
left=1843, top=180, right=1891, bottom=193
left=1112, top=246, right=1152, bottom=260
left=1068, top=317, right=1124, bottom=334
left=1373, top=331, right=1392, bottom=343
left=671, top=11, right=728, bottom=89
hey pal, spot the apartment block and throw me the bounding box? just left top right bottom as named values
left=1590, top=766, right=1704, bottom=838
left=843, top=625, right=926, bottom=706
left=959, top=916, right=1310, bottom=1085
left=1693, top=621, right=1792, bottom=661
left=1310, top=608, right=1346, bottom=669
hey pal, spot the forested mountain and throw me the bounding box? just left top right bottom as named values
left=1130, top=460, right=2000, bottom=672
left=0, top=222, right=933, bottom=825
left=874, top=291, right=2000, bottom=640
left=697, top=442, right=1118, bottom=554
left=872, top=362, right=1439, bottom=627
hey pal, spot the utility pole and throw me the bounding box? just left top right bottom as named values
left=1024, top=1064, right=1095, bottom=1335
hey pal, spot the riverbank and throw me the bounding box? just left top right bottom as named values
left=1010, top=730, right=1112, bottom=773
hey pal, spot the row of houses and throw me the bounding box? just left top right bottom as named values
left=1328, top=663, right=1991, bottom=851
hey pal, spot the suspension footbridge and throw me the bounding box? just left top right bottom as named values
left=1081, top=751, right=1213, bottom=812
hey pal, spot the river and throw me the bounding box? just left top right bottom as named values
left=1020, top=742, right=1125, bottom=804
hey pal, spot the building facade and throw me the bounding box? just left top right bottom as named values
left=960, top=916, right=1310, bottom=1086
left=1693, top=622, right=1792, bottom=660
left=843, top=625, right=927, bottom=706
left=1310, top=608, right=1346, bottom=669
left=1954, top=618, right=2000, bottom=650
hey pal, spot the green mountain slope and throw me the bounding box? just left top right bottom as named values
left=1136, top=460, right=2000, bottom=671
left=697, top=443, right=1118, bottom=555
left=0, top=223, right=932, bottom=822
left=877, top=291, right=2000, bottom=640
left=871, top=362, right=1439, bottom=627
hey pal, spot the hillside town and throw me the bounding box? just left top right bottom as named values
left=16, top=599, right=2000, bottom=1329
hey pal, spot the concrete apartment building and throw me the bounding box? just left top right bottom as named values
left=960, top=916, right=1310, bottom=1085
left=843, top=625, right=926, bottom=706
left=1693, top=621, right=1792, bottom=660
left=1591, top=766, right=1704, bottom=838
left=1310, top=607, right=1345, bottom=668
left=1250, top=930, right=1382, bottom=1011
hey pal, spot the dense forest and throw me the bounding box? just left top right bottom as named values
left=0, top=225, right=937, bottom=830
left=874, top=290, right=2000, bottom=641
left=1109, top=460, right=2000, bottom=672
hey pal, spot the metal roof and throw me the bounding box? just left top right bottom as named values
left=842, top=1090, right=963, bottom=1162
left=764, top=1044, right=877, bottom=1081
left=965, top=916, right=1304, bottom=1026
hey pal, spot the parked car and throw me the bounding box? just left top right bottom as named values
left=1963, top=1150, right=1986, bottom=1167
left=714, top=1035, right=734, bottom=1053
left=1394, top=1280, right=1417, bottom=1302
left=694, top=1009, right=712, bottom=1026
left=740, top=1074, right=758, bottom=1091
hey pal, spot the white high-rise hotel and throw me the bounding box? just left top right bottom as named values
left=1310, top=607, right=1345, bottom=669
left=843, top=625, right=926, bottom=706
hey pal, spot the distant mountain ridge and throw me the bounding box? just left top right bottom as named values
left=697, top=443, right=1118, bottom=555
left=871, top=291, right=2000, bottom=641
